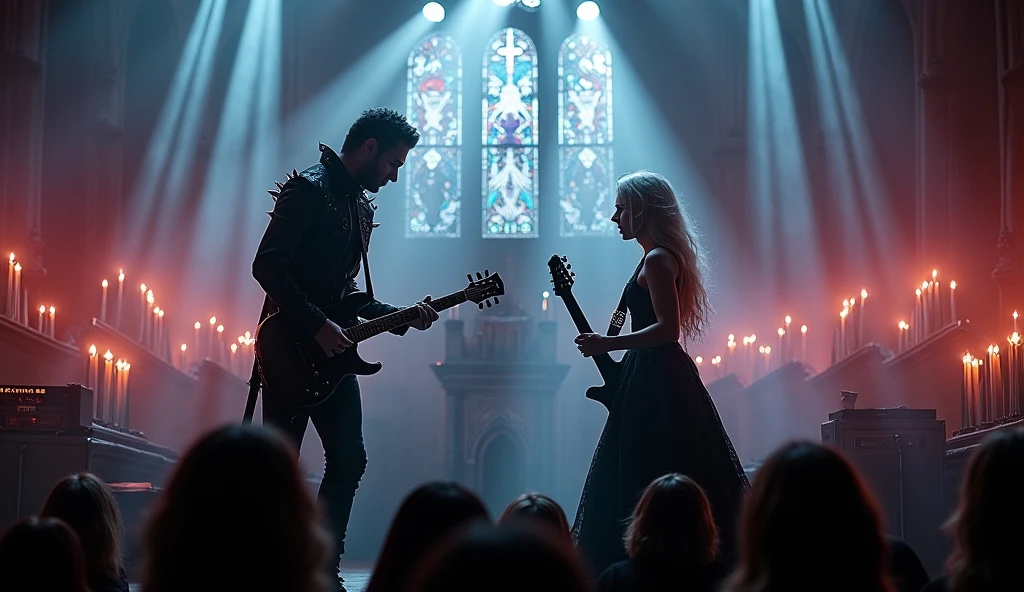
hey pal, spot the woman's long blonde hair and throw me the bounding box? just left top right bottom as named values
left=617, top=170, right=712, bottom=342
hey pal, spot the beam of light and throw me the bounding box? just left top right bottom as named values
left=177, top=0, right=281, bottom=327
left=747, top=0, right=824, bottom=304
left=124, top=0, right=226, bottom=251
left=804, top=0, right=897, bottom=269
left=283, top=16, right=434, bottom=158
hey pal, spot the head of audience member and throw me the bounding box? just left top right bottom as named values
left=407, top=522, right=592, bottom=592
left=624, top=473, right=719, bottom=567
left=0, top=516, right=89, bottom=592
left=41, top=472, right=126, bottom=587
left=498, top=492, right=572, bottom=546
left=141, top=424, right=331, bottom=592
left=365, top=481, right=489, bottom=592
left=946, top=428, right=1024, bottom=592
left=726, top=441, right=893, bottom=592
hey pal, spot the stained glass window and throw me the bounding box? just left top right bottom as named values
left=483, top=28, right=539, bottom=238
left=406, top=34, right=462, bottom=237
left=558, top=34, right=615, bottom=237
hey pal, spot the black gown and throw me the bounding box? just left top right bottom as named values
left=571, top=263, right=751, bottom=577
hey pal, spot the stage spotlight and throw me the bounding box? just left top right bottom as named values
left=521, top=0, right=541, bottom=8
left=576, top=1, right=599, bottom=20
left=493, top=0, right=516, bottom=6
left=422, top=1, right=445, bottom=22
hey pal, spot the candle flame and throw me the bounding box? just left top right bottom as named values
left=842, top=299, right=850, bottom=307
left=49, top=306, right=54, bottom=314
left=840, top=310, right=848, bottom=319
left=140, top=283, right=147, bottom=292
left=238, top=335, right=245, bottom=343
left=158, top=309, right=164, bottom=318
left=764, top=346, right=772, bottom=354
left=230, top=343, right=238, bottom=353
left=180, top=343, right=187, bottom=352
left=801, top=324, right=807, bottom=333
left=861, top=289, right=868, bottom=299
left=778, top=328, right=785, bottom=336
left=988, top=344, right=999, bottom=355
left=727, top=333, right=735, bottom=341
left=217, top=324, right=224, bottom=333
left=542, top=291, right=550, bottom=299
left=118, top=270, right=124, bottom=281
left=209, top=316, right=217, bottom=325
left=1014, top=311, right=1019, bottom=320
left=14, top=263, right=21, bottom=272
left=921, top=281, right=929, bottom=290
left=104, top=350, right=113, bottom=361
left=916, top=288, right=922, bottom=297
left=758, top=345, right=765, bottom=353
left=963, top=353, right=972, bottom=364
left=932, top=269, right=937, bottom=279
left=194, top=321, right=201, bottom=330
left=124, top=362, right=130, bottom=371
left=749, top=334, right=757, bottom=342
left=88, top=344, right=97, bottom=356
left=39, top=305, right=45, bottom=313
left=1010, top=332, right=1021, bottom=345
left=695, top=356, right=703, bottom=364
left=244, top=331, right=252, bottom=339
left=102, top=279, right=108, bottom=288
left=950, top=281, right=956, bottom=290
left=146, top=291, right=154, bottom=305
left=971, top=359, right=980, bottom=367
left=784, top=315, right=792, bottom=325
left=8, top=253, right=13, bottom=263
left=116, top=359, right=125, bottom=371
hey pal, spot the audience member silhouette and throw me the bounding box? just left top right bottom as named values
left=365, top=481, right=489, bottom=592
left=597, top=473, right=727, bottom=591
left=923, top=428, right=1024, bottom=592
left=499, top=492, right=573, bottom=547
left=0, top=516, right=90, bottom=592
left=141, top=424, right=332, bottom=592
left=41, top=472, right=130, bottom=592
left=725, top=441, right=894, bottom=592
left=407, top=522, right=592, bottom=592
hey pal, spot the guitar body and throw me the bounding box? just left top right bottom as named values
left=255, top=292, right=383, bottom=412
left=585, top=369, right=620, bottom=411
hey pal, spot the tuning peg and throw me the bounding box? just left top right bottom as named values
left=486, top=300, right=492, bottom=308
left=566, top=263, right=572, bottom=269
left=476, top=272, right=483, bottom=280
left=467, top=274, right=473, bottom=283
left=485, top=269, right=489, bottom=276
left=571, top=272, right=576, bottom=277
left=561, top=256, right=567, bottom=262
left=478, top=302, right=484, bottom=310
left=494, top=297, right=499, bottom=304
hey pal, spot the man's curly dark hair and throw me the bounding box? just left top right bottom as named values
left=341, top=107, right=420, bottom=154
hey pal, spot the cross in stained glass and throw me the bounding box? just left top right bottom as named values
left=496, top=29, right=524, bottom=77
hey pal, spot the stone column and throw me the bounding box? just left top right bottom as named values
left=992, top=0, right=1024, bottom=320
left=1, top=0, right=49, bottom=275
left=913, top=0, right=953, bottom=272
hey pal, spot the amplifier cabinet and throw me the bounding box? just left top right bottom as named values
left=0, top=426, right=177, bottom=534
left=821, top=411, right=947, bottom=576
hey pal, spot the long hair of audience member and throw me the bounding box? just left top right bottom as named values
left=499, top=492, right=572, bottom=546
left=945, top=429, right=1024, bottom=592
left=41, top=472, right=127, bottom=590
left=0, top=516, right=90, bottom=592
left=365, top=481, right=489, bottom=592
left=625, top=473, right=719, bottom=565
left=726, top=441, right=894, bottom=592
left=141, top=425, right=332, bottom=592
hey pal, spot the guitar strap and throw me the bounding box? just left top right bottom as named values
left=607, top=259, right=645, bottom=337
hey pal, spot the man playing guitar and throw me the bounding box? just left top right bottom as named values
left=249, top=107, right=438, bottom=591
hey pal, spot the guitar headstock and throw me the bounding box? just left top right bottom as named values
left=465, top=270, right=504, bottom=309
left=547, top=254, right=575, bottom=296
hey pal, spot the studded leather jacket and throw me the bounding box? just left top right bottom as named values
left=251, top=143, right=406, bottom=338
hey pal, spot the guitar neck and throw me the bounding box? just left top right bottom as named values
left=345, top=291, right=467, bottom=343
left=556, top=290, right=619, bottom=377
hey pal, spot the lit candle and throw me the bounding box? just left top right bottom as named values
left=208, top=316, right=217, bottom=360
left=777, top=327, right=785, bottom=363
left=542, top=291, right=550, bottom=321
left=859, top=289, right=868, bottom=347
left=230, top=342, right=239, bottom=374
left=48, top=306, right=55, bottom=338
left=122, top=362, right=131, bottom=428
left=217, top=324, right=225, bottom=362
left=116, top=270, right=124, bottom=328
left=38, top=305, right=45, bottom=332
left=949, top=281, right=957, bottom=322
left=156, top=308, right=165, bottom=356
left=13, top=262, right=21, bottom=324
left=87, top=344, right=98, bottom=392
left=921, top=281, right=931, bottom=337
left=800, top=325, right=807, bottom=361
left=100, top=279, right=108, bottom=322
left=914, top=288, right=923, bottom=344
left=898, top=321, right=907, bottom=352
left=138, top=284, right=147, bottom=341
left=840, top=309, right=848, bottom=358
left=764, top=345, right=772, bottom=371
left=1014, top=311, right=1019, bottom=334
left=180, top=343, right=187, bottom=371
left=145, top=290, right=154, bottom=349
left=6, top=253, right=13, bottom=317
left=194, top=321, right=202, bottom=356
left=784, top=315, right=792, bottom=360
left=102, top=350, right=114, bottom=423
left=114, top=359, right=125, bottom=426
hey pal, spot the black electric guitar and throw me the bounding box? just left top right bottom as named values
left=547, top=254, right=618, bottom=411
left=255, top=271, right=504, bottom=411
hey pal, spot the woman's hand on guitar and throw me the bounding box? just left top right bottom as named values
left=575, top=333, right=610, bottom=357
left=409, top=295, right=440, bottom=331
left=316, top=319, right=354, bottom=357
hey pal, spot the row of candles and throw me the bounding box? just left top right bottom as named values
left=695, top=317, right=810, bottom=382
left=6, top=253, right=62, bottom=339
left=832, top=289, right=869, bottom=362
left=83, top=344, right=131, bottom=428
left=960, top=326, right=1023, bottom=430
left=897, top=270, right=957, bottom=352
left=178, top=328, right=256, bottom=378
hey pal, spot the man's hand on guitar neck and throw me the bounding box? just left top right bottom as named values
left=315, top=319, right=354, bottom=357
left=407, top=295, right=440, bottom=331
